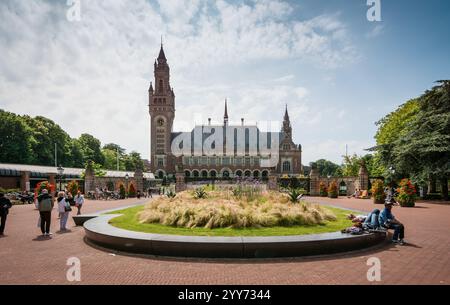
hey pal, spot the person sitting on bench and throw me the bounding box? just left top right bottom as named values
left=379, top=202, right=406, bottom=245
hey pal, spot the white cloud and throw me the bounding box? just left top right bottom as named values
left=0, top=0, right=359, bottom=163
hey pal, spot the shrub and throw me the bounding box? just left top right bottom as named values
left=287, top=188, right=303, bottom=203
left=371, top=179, right=385, bottom=204
left=106, top=180, right=114, bottom=191
left=119, top=184, right=126, bottom=199
left=66, top=180, right=79, bottom=196
left=166, top=189, right=176, bottom=199
left=319, top=182, right=328, bottom=197
left=194, top=187, right=208, bottom=199
left=397, top=179, right=416, bottom=207
left=138, top=191, right=337, bottom=229
left=328, top=181, right=338, bottom=198
left=425, top=193, right=442, bottom=200
left=128, top=184, right=136, bottom=198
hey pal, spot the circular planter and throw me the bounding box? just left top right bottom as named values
left=83, top=214, right=387, bottom=258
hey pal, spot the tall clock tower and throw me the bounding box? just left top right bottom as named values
left=149, top=44, right=175, bottom=177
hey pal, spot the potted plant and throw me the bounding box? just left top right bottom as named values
left=128, top=184, right=136, bottom=198
left=34, top=181, right=55, bottom=198
left=328, top=181, right=338, bottom=198
left=319, top=182, right=328, bottom=197
left=397, top=178, right=416, bottom=207
left=371, top=179, right=385, bottom=204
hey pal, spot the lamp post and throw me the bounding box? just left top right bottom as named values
left=125, top=173, right=129, bottom=199
left=57, top=165, right=64, bottom=192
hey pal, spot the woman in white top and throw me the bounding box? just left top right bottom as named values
left=57, top=192, right=70, bottom=231
left=74, top=191, right=84, bottom=215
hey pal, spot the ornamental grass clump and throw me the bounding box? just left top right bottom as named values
left=138, top=190, right=337, bottom=229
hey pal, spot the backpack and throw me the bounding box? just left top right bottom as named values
left=39, top=196, right=53, bottom=212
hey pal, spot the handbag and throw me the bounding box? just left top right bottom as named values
left=65, top=202, right=72, bottom=212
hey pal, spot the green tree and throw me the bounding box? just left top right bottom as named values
left=391, top=81, right=450, bottom=199
left=22, top=115, right=73, bottom=166
left=123, top=151, right=144, bottom=171
left=313, top=159, right=342, bottom=177
left=77, top=134, right=105, bottom=165
left=103, top=143, right=126, bottom=155
left=341, top=154, right=360, bottom=177
left=373, top=98, right=420, bottom=179
left=0, top=110, right=33, bottom=164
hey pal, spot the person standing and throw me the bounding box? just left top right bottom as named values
left=0, top=192, right=12, bottom=236
left=74, top=191, right=84, bottom=215
left=57, top=192, right=70, bottom=231
left=37, top=189, right=54, bottom=236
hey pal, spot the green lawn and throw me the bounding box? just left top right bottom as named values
left=107, top=204, right=354, bottom=237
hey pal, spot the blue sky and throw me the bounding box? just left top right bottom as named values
left=0, top=0, right=449, bottom=165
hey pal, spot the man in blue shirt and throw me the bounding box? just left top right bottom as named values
left=379, top=202, right=406, bottom=245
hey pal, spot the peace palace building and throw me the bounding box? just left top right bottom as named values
left=149, top=45, right=303, bottom=179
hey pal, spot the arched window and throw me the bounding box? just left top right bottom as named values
left=244, top=170, right=251, bottom=177
left=159, top=80, right=163, bottom=92
left=193, top=170, right=199, bottom=178
left=253, top=171, right=259, bottom=178
left=235, top=170, right=242, bottom=177
left=339, top=181, right=347, bottom=195
left=210, top=170, right=217, bottom=178
left=282, top=161, right=291, bottom=172
left=184, top=171, right=191, bottom=178
left=201, top=170, right=208, bottom=178
left=222, top=170, right=230, bottom=178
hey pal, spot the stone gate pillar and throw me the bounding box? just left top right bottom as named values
left=84, top=161, right=95, bottom=193
left=20, top=171, right=30, bottom=192
left=134, top=168, right=144, bottom=193
left=358, top=161, right=369, bottom=191
left=309, top=166, right=319, bottom=196
left=175, top=173, right=186, bottom=192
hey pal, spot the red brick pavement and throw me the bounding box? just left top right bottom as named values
left=0, top=196, right=449, bottom=285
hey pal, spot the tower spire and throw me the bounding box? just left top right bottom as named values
left=158, top=36, right=167, bottom=62
left=224, top=99, right=229, bottom=125
left=284, top=104, right=289, bottom=121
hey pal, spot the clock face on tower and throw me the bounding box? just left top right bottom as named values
left=157, top=118, right=165, bottom=126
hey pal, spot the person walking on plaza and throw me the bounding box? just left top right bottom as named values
left=37, top=189, right=54, bottom=236
left=57, top=192, right=70, bottom=231
left=74, top=191, right=84, bottom=215
left=379, top=202, right=406, bottom=245
left=0, top=192, right=12, bottom=236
